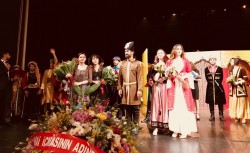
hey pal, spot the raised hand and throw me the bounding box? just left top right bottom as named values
left=50, top=48, right=56, bottom=54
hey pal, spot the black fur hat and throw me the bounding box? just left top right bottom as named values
left=124, top=41, right=134, bottom=51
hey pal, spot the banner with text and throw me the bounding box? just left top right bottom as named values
left=29, top=132, right=104, bottom=153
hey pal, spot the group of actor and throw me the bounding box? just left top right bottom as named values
left=0, top=42, right=249, bottom=135
left=141, top=44, right=250, bottom=138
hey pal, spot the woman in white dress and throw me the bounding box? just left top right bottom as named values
left=166, top=44, right=198, bottom=139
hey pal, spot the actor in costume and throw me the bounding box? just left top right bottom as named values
left=22, top=61, right=42, bottom=119
left=190, top=62, right=201, bottom=120
left=151, top=49, right=169, bottom=136
left=228, top=57, right=249, bottom=124
left=40, top=48, right=58, bottom=114
left=205, top=56, right=226, bottom=121
left=118, top=41, right=142, bottom=127
left=141, top=56, right=157, bottom=123
left=73, top=52, right=91, bottom=103
left=167, top=44, right=197, bottom=139
left=0, top=51, right=12, bottom=126
left=112, top=56, right=124, bottom=118
left=10, top=65, right=25, bottom=118
left=88, top=54, right=107, bottom=106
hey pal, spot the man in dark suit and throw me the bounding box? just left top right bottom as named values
left=0, top=51, right=12, bottom=127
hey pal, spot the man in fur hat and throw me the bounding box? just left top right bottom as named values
left=118, top=42, right=142, bottom=132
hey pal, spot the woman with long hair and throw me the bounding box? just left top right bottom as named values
left=167, top=44, right=197, bottom=139
left=150, top=49, right=169, bottom=135
left=228, top=57, right=250, bottom=124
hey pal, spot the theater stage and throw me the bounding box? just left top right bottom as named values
left=0, top=109, right=249, bottom=153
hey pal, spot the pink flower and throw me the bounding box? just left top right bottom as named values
left=97, top=104, right=104, bottom=113
left=96, top=141, right=102, bottom=148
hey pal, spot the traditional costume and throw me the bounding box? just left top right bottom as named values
left=118, top=41, right=142, bottom=124
left=167, top=57, right=197, bottom=136
left=229, top=66, right=250, bottom=123
left=22, top=61, right=42, bottom=119
left=205, top=56, right=226, bottom=121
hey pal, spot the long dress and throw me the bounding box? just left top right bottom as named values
left=229, top=67, right=250, bottom=120
left=22, top=72, right=41, bottom=118
left=167, top=58, right=197, bottom=135
left=74, top=66, right=90, bottom=102
left=151, top=63, right=169, bottom=129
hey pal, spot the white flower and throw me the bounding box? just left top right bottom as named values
left=106, top=129, right=114, bottom=139
left=28, top=124, right=38, bottom=130
left=122, top=138, right=127, bottom=143
left=113, top=134, right=121, bottom=147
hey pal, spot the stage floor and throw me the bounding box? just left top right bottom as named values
left=1, top=109, right=250, bottom=153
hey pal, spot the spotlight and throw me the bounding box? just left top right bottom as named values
left=242, top=5, right=247, bottom=9
left=223, top=8, right=227, bottom=12
left=172, top=13, right=176, bottom=16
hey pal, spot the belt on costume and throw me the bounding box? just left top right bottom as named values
left=123, top=82, right=137, bottom=86
left=27, top=84, right=39, bottom=88
left=123, top=82, right=137, bottom=105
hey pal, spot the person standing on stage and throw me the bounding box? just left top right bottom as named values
left=190, top=62, right=201, bottom=120
left=151, top=49, right=169, bottom=136
left=111, top=56, right=124, bottom=118
left=40, top=48, right=58, bottom=115
left=22, top=61, right=42, bottom=120
left=0, top=51, right=12, bottom=126
left=228, top=57, right=249, bottom=124
left=10, top=65, right=25, bottom=118
left=118, top=41, right=142, bottom=127
left=141, top=55, right=157, bottom=123
left=88, top=54, right=107, bottom=107
left=205, top=56, right=226, bottom=121
left=167, top=44, right=197, bottom=139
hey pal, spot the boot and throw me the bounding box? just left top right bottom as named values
left=133, top=106, right=140, bottom=124
left=219, top=115, right=225, bottom=121
left=209, top=111, right=215, bottom=121
left=209, top=115, right=215, bottom=121
left=219, top=106, right=225, bottom=121
left=141, top=111, right=150, bottom=123
left=219, top=111, right=225, bottom=121
left=209, top=105, right=215, bottom=121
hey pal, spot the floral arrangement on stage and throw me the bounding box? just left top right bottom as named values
left=20, top=100, right=139, bottom=153
left=17, top=63, right=139, bottom=153
left=54, top=58, right=82, bottom=96
left=85, top=66, right=118, bottom=95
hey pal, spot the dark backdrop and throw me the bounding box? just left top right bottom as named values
left=1, top=0, right=250, bottom=73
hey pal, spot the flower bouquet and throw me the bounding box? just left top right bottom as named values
left=153, top=64, right=167, bottom=85
left=226, top=75, right=244, bottom=92
left=226, top=75, right=236, bottom=83
left=85, top=66, right=118, bottom=95
left=20, top=99, right=140, bottom=153
left=165, top=66, right=176, bottom=80
left=54, top=58, right=83, bottom=96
